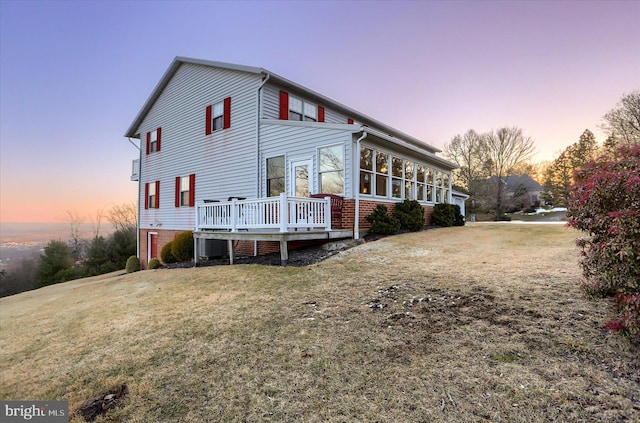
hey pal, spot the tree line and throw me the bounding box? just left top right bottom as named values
left=444, top=90, right=640, bottom=218
left=0, top=203, right=137, bottom=297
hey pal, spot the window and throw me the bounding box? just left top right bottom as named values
left=356, top=145, right=450, bottom=203
left=404, top=161, right=415, bottom=200
left=279, top=91, right=324, bottom=122
left=391, top=157, right=403, bottom=198
left=375, top=152, right=389, bottom=196
left=416, top=165, right=426, bottom=201
left=146, top=128, right=161, bottom=155
left=205, top=97, right=231, bottom=135
left=443, top=173, right=450, bottom=203
left=426, top=168, right=434, bottom=202
left=359, top=147, right=373, bottom=194
left=266, top=156, right=285, bottom=197
left=318, top=145, right=344, bottom=194
left=289, top=95, right=317, bottom=121
left=145, top=181, right=159, bottom=209
left=175, top=174, right=195, bottom=207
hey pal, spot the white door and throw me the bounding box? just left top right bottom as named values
left=290, top=159, right=313, bottom=197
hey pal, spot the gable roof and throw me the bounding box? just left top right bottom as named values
left=125, top=56, right=442, bottom=155
left=503, top=174, right=544, bottom=191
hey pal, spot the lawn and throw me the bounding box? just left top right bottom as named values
left=1, top=224, right=638, bottom=422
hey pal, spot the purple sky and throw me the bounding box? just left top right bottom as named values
left=1, top=1, right=638, bottom=223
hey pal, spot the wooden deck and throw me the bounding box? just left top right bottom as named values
left=193, top=229, right=354, bottom=266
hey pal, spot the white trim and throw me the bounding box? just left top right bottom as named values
left=290, top=159, right=313, bottom=197
left=147, top=232, right=158, bottom=262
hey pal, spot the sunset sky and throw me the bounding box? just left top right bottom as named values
left=1, top=1, right=638, bottom=223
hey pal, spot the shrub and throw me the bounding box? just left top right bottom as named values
left=431, top=204, right=454, bottom=227
left=567, top=145, right=640, bottom=340
left=452, top=205, right=465, bottom=227
left=432, top=203, right=466, bottom=227
left=125, top=256, right=140, bottom=273
left=392, top=200, right=425, bottom=232
left=366, top=205, right=400, bottom=235
left=147, top=258, right=161, bottom=269
left=171, top=231, right=194, bottom=262
left=161, top=241, right=177, bottom=264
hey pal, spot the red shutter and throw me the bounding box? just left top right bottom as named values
left=156, top=127, right=161, bottom=151
left=155, top=181, right=160, bottom=209
left=146, top=132, right=150, bottom=155
left=279, top=90, right=289, bottom=120
left=318, top=106, right=325, bottom=123
left=144, top=183, right=149, bottom=209
left=223, top=97, right=231, bottom=129
left=175, top=176, right=181, bottom=208
left=189, top=174, right=196, bottom=207
left=348, top=118, right=354, bottom=124
left=205, top=105, right=212, bottom=135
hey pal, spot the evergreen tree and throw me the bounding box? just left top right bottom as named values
left=36, top=240, right=73, bottom=287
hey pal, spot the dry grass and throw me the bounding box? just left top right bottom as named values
left=1, top=223, right=638, bottom=422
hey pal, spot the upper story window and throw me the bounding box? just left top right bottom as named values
left=175, top=174, right=195, bottom=207
left=318, top=145, right=344, bottom=194
left=205, top=97, right=231, bottom=135
left=289, top=95, right=317, bottom=121
left=145, top=181, right=159, bottom=209
left=266, top=156, right=285, bottom=197
left=146, top=128, right=161, bottom=155
left=279, top=90, right=324, bottom=122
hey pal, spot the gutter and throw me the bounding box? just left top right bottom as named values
left=354, top=130, right=368, bottom=240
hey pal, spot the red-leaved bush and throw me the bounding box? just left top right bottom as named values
left=567, top=145, right=640, bottom=340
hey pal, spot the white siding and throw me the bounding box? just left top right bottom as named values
left=259, top=122, right=353, bottom=197
left=137, top=63, right=261, bottom=230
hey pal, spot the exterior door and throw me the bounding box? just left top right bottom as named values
left=290, top=159, right=313, bottom=197
left=149, top=233, right=158, bottom=261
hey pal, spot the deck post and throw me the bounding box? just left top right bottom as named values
left=230, top=198, right=238, bottom=232
left=194, top=236, right=199, bottom=266
left=279, top=239, right=288, bottom=266
left=324, top=196, right=332, bottom=231
left=279, top=193, right=288, bottom=233
left=228, top=239, right=235, bottom=265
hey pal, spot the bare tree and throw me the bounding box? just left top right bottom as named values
left=485, top=127, right=536, bottom=220
left=107, top=203, right=137, bottom=233
left=89, top=206, right=108, bottom=238
left=64, top=211, right=85, bottom=262
left=444, top=129, right=490, bottom=191
left=601, top=90, right=640, bottom=148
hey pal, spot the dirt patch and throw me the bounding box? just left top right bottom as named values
left=75, top=384, right=128, bottom=421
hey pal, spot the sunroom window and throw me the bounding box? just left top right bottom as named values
left=359, top=147, right=373, bottom=195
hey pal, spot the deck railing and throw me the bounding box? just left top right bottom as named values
left=196, top=193, right=332, bottom=232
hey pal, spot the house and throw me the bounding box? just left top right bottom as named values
left=502, top=175, right=544, bottom=208
left=125, top=57, right=457, bottom=267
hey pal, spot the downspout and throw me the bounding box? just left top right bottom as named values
left=256, top=73, right=270, bottom=197
left=255, top=73, right=270, bottom=256
left=354, top=130, right=367, bottom=240
left=128, top=137, right=141, bottom=259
